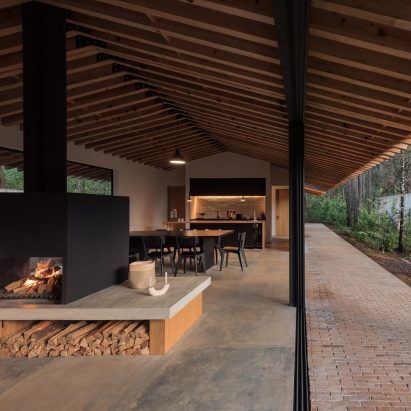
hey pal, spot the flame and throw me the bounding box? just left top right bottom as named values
left=34, top=259, right=61, bottom=279
left=24, top=279, right=37, bottom=288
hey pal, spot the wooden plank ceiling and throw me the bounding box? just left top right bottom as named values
left=0, top=147, right=112, bottom=182
left=0, top=1, right=410, bottom=192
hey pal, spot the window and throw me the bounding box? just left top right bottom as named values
left=0, top=147, right=113, bottom=195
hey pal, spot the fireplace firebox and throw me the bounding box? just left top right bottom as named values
left=0, top=257, right=63, bottom=301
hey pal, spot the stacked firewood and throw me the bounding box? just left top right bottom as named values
left=0, top=320, right=149, bottom=357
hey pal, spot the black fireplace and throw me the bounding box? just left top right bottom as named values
left=0, top=193, right=129, bottom=304
left=0, top=3, right=130, bottom=304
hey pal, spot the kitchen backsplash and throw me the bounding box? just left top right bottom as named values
left=190, top=196, right=265, bottom=220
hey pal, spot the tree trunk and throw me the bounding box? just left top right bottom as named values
left=344, top=179, right=360, bottom=228
left=397, top=150, right=406, bottom=253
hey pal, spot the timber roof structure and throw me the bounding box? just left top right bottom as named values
left=0, top=0, right=410, bottom=192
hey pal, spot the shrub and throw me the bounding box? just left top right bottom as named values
left=306, top=194, right=409, bottom=253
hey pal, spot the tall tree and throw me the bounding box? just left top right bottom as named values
left=344, top=178, right=360, bottom=227
left=397, top=149, right=406, bottom=252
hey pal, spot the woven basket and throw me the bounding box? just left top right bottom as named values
left=128, top=260, right=156, bottom=289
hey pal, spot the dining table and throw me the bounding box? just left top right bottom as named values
left=129, top=229, right=235, bottom=271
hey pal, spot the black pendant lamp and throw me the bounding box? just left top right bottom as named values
left=169, top=120, right=186, bottom=165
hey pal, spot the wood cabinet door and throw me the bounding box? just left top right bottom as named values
left=275, top=189, right=289, bottom=236
left=167, top=186, right=185, bottom=220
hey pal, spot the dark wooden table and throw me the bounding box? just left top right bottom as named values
left=129, top=230, right=234, bottom=270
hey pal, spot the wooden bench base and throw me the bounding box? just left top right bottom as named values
left=0, top=293, right=204, bottom=356
left=149, top=293, right=202, bottom=354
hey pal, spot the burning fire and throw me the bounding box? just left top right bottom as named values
left=23, top=279, right=37, bottom=287
left=4, top=258, right=63, bottom=296
left=33, top=259, right=61, bottom=279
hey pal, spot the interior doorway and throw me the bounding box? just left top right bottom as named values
left=167, top=186, right=186, bottom=220
left=273, top=188, right=289, bottom=237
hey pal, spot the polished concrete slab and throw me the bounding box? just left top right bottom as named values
left=0, top=247, right=295, bottom=411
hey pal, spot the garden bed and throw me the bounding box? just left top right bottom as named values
left=331, top=227, right=411, bottom=287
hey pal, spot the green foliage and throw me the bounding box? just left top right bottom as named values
left=67, top=176, right=111, bottom=195
left=306, top=194, right=346, bottom=228
left=1, top=167, right=111, bottom=195
left=2, top=168, right=24, bottom=190
left=306, top=194, right=409, bottom=253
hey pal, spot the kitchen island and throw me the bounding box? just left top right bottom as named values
left=164, top=220, right=266, bottom=249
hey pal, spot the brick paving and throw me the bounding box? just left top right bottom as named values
left=305, top=224, right=411, bottom=411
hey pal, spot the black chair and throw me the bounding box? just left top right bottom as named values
left=142, top=236, right=174, bottom=276
left=219, top=231, right=248, bottom=271
left=174, top=236, right=205, bottom=276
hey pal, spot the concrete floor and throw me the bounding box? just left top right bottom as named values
left=0, top=247, right=295, bottom=411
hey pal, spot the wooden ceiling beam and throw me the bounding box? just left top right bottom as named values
left=309, top=36, right=411, bottom=82
left=92, top=44, right=284, bottom=96
left=310, top=8, right=411, bottom=60
left=87, top=121, right=196, bottom=151
left=311, top=0, right=411, bottom=31
left=306, top=89, right=411, bottom=123
left=67, top=104, right=168, bottom=134
left=71, top=112, right=178, bottom=143
left=175, top=0, right=275, bottom=25
left=67, top=15, right=282, bottom=78
left=305, top=121, right=406, bottom=152
left=308, top=62, right=411, bottom=100
left=307, top=74, right=411, bottom=114
left=42, top=0, right=279, bottom=63
left=84, top=118, right=183, bottom=149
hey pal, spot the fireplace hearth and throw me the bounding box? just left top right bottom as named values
left=0, top=257, right=63, bottom=301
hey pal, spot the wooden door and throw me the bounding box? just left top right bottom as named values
left=167, top=186, right=185, bottom=220
left=275, top=189, right=289, bottom=236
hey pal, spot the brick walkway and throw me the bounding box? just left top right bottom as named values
left=306, top=224, right=411, bottom=411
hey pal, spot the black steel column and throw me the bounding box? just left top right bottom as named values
left=289, top=121, right=309, bottom=410
left=272, top=0, right=310, bottom=409
left=23, top=2, right=67, bottom=193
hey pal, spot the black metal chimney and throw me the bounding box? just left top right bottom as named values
left=22, top=2, right=67, bottom=193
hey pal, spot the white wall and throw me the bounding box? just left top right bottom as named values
left=379, top=193, right=411, bottom=218
left=0, top=125, right=178, bottom=230
left=185, top=152, right=272, bottom=240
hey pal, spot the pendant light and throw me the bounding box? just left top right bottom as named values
left=241, top=195, right=245, bottom=202
left=169, top=119, right=186, bottom=165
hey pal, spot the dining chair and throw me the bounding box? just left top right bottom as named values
left=174, top=236, right=205, bottom=276
left=143, top=236, right=174, bottom=276
left=219, top=231, right=248, bottom=271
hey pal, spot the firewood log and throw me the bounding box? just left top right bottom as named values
left=4, top=279, right=25, bottom=292
left=46, top=277, right=55, bottom=293
left=121, top=322, right=139, bottom=337
left=23, top=321, right=53, bottom=339
left=67, top=322, right=102, bottom=345
left=109, top=321, right=131, bottom=337
left=37, top=283, right=47, bottom=294
left=49, top=321, right=87, bottom=346
left=134, top=324, right=147, bottom=338
left=12, top=285, right=28, bottom=294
